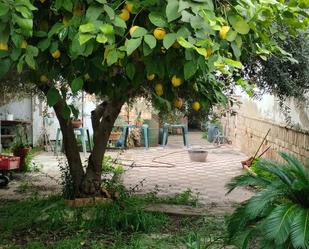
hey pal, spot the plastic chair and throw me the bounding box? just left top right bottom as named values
left=54, top=128, right=92, bottom=156
left=162, top=123, right=188, bottom=147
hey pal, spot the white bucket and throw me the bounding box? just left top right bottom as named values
left=188, top=147, right=208, bottom=162
left=6, top=114, right=14, bottom=121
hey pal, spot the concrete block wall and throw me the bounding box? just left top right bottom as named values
left=223, top=114, right=309, bottom=163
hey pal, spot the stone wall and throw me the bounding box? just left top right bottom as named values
left=222, top=114, right=309, bottom=163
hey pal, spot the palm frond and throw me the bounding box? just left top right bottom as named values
left=225, top=173, right=271, bottom=194
left=263, top=203, right=297, bottom=245
left=280, top=152, right=309, bottom=186
left=245, top=184, right=288, bottom=219
left=256, top=159, right=294, bottom=187
left=291, top=207, right=309, bottom=249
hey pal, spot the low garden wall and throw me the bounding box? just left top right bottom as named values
left=222, top=114, right=309, bottom=163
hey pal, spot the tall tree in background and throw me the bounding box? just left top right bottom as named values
left=0, top=0, right=307, bottom=197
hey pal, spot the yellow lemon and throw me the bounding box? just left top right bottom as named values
left=219, top=26, right=230, bottom=40
left=147, top=74, right=155, bottom=81
left=63, top=16, right=70, bottom=26
left=20, top=40, right=28, bottom=49
left=172, top=41, right=181, bottom=49
left=155, top=83, right=163, bottom=96
left=0, top=42, right=8, bottom=51
left=52, top=50, right=61, bottom=59
left=73, top=5, right=83, bottom=16
left=119, top=9, right=130, bottom=21
left=171, top=75, right=183, bottom=87
left=129, top=26, right=139, bottom=36
left=173, top=98, right=183, bottom=109
left=84, top=73, right=90, bottom=80
left=40, top=75, right=48, bottom=83
left=125, top=2, right=134, bottom=13
left=153, top=28, right=166, bottom=40
left=206, top=47, right=212, bottom=58
left=192, top=101, right=201, bottom=111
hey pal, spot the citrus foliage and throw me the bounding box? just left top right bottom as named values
left=0, top=0, right=308, bottom=115
left=226, top=152, right=309, bottom=249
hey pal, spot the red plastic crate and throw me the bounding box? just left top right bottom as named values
left=0, top=155, right=20, bottom=170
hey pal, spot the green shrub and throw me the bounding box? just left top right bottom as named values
left=226, top=152, right=309, bottom=249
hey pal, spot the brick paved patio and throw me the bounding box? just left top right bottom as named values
left=117, top=132, right=253, bottom=207
left=0, top=132, right=253, bottom=207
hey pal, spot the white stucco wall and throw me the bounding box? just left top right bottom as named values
left=237, top=89, right=309, bottom=131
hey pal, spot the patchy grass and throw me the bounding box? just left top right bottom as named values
left=0, top=195, right=229, bottom=249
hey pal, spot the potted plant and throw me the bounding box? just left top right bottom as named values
left=71, top=118, right=82, bottom=128
left=11, top=125, right=31, bottom=172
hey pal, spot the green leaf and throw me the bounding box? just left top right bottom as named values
left=113, top=16, right=127, bottom=29
left=225, top=58, right=243, bottom=69
left=234, top=19, right=250, bottom=35
left=79, top=34, right=95, bottom=45
left=163, top=33, right=177, bottom=49
left=79, top=22, right=96, bottom=33
left=231, top=42, right=241, bottom=59
left=47, top=87, right=61, bottom=107
left=106, top=49, right=118, bottom=66
left=26, top=45, right=39, bottom=56
left=166, top=0, right=181, bottom=22
left=71, top=77, right=84, bottom=93
left=37, top=38, right=50, bottom=51
left=104, top=4, right=115, bottom=20
left=184, top=60, right=197, bottom=80
left=13, top=14, right=33, bottom=31
left=96, top=34, right=108, bottom=43
left=95, top=0, right=107, bottom=3
left=131, top=27, right=148, bottom=38
left=226, top=30, right=237, bottom=42
left=61, top=105, right=71, bottom=119
left=148, top=12, right=168, bottom=27
left=48, top=23, right=65, bottom=38
left=25, top=54, right=36, bottom=69
left=15, top=6, right=32, bottom=18
left=100, top=23, right=114, bottom=35
left=126, top=63, right=136, bottom=80
left=177, top=37, right=194, bottom=48
left=10, top=48, right=22, bottom=61
left=0, top=3, right=9, bottom=16
left=62, top=0, right=73, bottom=11
left=126, top=38, right=142, bottom=56
left=0, top=58, right=11, bottom=78
left=144, top=35, right=157, bottom=49
left=86, top=6, right=102, bottom=21
left=143, top=42, right=152, bottom=56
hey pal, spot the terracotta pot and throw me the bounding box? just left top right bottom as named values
left=135, top=120, right=143, bottom=126
left=13, top=147, right=30, bottom=171
left=71, top=119, right=82, bottom=128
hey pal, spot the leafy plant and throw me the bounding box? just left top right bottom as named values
left=226, top=152, right=309, bottom=249
left=10, top=125, right=30, bottom=149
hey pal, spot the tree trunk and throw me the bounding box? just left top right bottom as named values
left=81, top=99, right=124, bottom=196
left=53, top=101, right=84, bottom=198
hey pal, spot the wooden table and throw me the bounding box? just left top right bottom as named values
left=0, top=120, right=32, bottom=152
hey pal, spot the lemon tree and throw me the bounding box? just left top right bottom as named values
left=0, top=0, right=307, bottom=197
